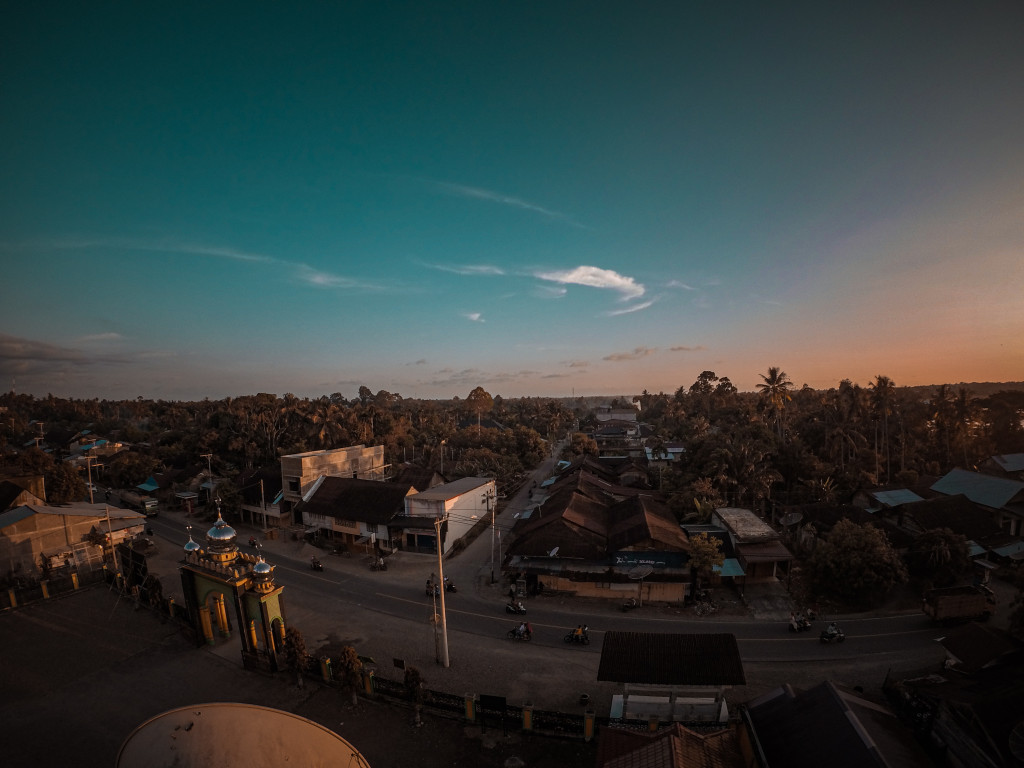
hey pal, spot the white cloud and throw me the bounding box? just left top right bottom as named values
left=606, top=300, right=655, bottom=316
left=534, top=265, right=645, bottom=301
left=428, top=263, right=506, bottom=276
left=463, top=312, right=485, bottom=323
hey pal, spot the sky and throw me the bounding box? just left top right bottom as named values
left=2, top=2, right=1023, bottom=402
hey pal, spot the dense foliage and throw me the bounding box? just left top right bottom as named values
left=805, top=519, right=909, bottom=608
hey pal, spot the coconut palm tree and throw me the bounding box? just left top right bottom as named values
left=756, top=367, right=793, bottom=442
left=869, top=375, right=896, bottom=482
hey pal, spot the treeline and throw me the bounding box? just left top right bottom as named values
left=635, top=371, right=1024, bottom=519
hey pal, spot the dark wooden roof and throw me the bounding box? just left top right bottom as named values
left=892, top=494, right=1003, bottom=540
left=597, top=632, right=745, bottom=686
left=297, top=477, right=415, bottom=524
left=746, top=681, right=931, bottom=768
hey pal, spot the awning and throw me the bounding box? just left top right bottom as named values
left=736, top=540, right=793, bottom=562
left=137, top=476, right=159, bottom=492
left=714, top=558, right=746, bottom=577
left=991, top=541, right=1024, bottom=558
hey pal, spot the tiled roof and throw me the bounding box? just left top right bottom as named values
left=597, top=723, right=742, bottom=768
left=597, top=632, right=745, bottom=686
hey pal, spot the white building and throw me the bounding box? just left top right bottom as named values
left=398, top=477, right=496, bottom=555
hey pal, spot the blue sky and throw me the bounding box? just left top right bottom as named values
left=2, top=2, right=1022, bottom=401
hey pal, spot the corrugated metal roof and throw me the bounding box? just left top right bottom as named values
left=872, top=489, right=924, bottom=507
left=408, top=476, right=491, bottom=501
left=994, top=453, right=1024, bottom=472
left=931, top=468, right=1024, bottom=509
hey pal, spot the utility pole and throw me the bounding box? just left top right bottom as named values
left=200, top=453, right=213, bottom=503
left=85, top=455, right=96, bottom=504
left=434, top=515, right=450, bottom=668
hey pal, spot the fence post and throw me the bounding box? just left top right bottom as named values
left=585, top=709, right=596, bottom=742
left=320, top=656, right=333, bottom=682
left=648, top=715, right=659, bottom=732
left=464, top=694, right=476, bottom=722
left=522, top=703, right=533, bottom=731
left=72, top=573, right=79, bottom=590
left=167, top=597, right=175, bottom=617
left=8, top=588, right=17, bottom=608
left=41, top=580, right=50, bottom=599
left=362, top=669, right=375, bottom=695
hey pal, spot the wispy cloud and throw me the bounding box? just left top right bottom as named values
left=667, top=279, right=696, bottom=291
left=463, top=312, right=485, bottom=323
left=436, top=182, right=584, bottom=227
left=533, top=285, right=568, bottom=299
left=670, top=345, right=707, bottom=353
left=26, top=236, right=387, bottom=291
left=0, top=334, right=132, bottom=376
left=79, top=333, right=123, bottom=342
left=534, top=266, right=645, bottom=301
left=427, top=262, right=507, bottom=276
left=606, top=299, right=655, bottom=316
left=603, top=346, right=658, bottom=362
left=565, top=360, right=590, bottom=368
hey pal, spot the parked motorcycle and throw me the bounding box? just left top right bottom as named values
left=310, top=557, right=323, bottom=572
left=444, top=580, right=457, bottom=593
left=505, top=600, right=527, bottom=614
left=819, top=625, right=846, bottom=644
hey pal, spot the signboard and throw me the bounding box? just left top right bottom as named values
left=612, top=551, right=688, bottom=569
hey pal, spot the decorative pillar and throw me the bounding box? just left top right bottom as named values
left=215, top=594, right=230, bottom=637
left=198, top=605, right=215, bottom=644
left=320, top=656, right=333, bottom=682
left=248, top=620, right=259, bottom=650
left=275, top=620, right=286, bottom=646
left=71, top=573, right=79, bottom=590
left=362, top=669, right=375, bottom=695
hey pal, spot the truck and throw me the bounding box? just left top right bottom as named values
left=922, top=584, right=996, bottom=623
left=120, top=491, right=159, bottom=517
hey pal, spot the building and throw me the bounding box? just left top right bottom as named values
left=280, top=445, right=388, bottom=522
left=931, top=468, right=1024, bottom=538
left=295, top=476, right=418, bottom=554
left=710, top=508, right=792, bottom=582
left=396, top=477, right=495, bottom=555
left=0, top=502, right=145, bottom=577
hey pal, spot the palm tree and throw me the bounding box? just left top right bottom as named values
left=756, top=367, right=793, bottom=441
left=869, top=375, right=896, bottom=482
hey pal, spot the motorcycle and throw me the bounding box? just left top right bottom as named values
left=788, top=616, right=812, bottom=633
left=507, top=625, right=532, bottom=641
left=444, top=581, right=457, bottom=593
left=310, top=557, right=323, bottom=572
left=370, top=558, right=387, bottom=571
left=425, top=581, right=440, bottom=597
left=563, top=627, right=590, bottom=645
left=505, top=601, right=527, bottom=614
left=820, top=626, right=846, bottom=644
left=248, top=536, right=258, bottom=548
left=621, top=597, right=639, bottom=612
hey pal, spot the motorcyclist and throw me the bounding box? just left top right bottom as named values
left=826, top=621, right=839, bottom=636
left=517, top=621, right=527, bottom=639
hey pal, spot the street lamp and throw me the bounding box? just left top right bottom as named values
left=434, top=515, right=450, bottom=668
